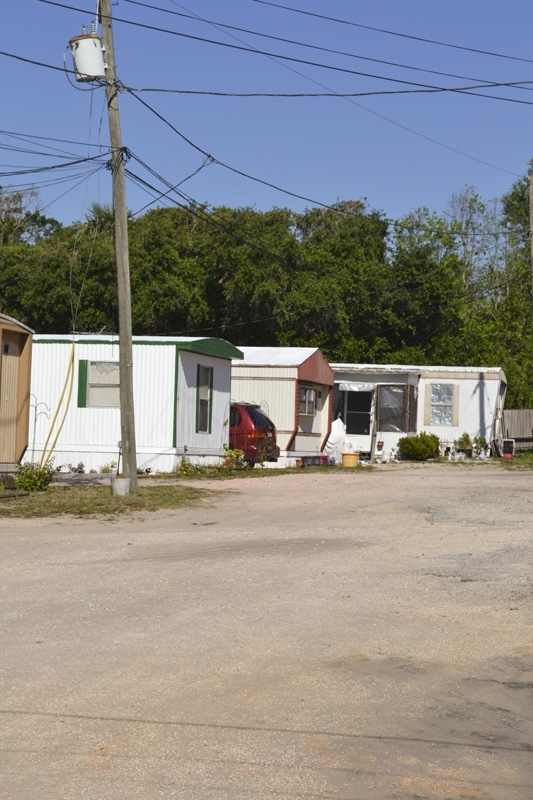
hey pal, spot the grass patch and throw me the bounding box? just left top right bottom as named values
left=500, top=451, right=533, bottom=469
left=0, top=482, right=211, bottom=518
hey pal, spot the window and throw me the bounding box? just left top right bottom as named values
left=78, top=360, right=120, bottom=408
left=196, top=365, right=213, bottom=433
left=299, top=386, right=317, bottom=416
left=429, top=383, right=456, bottom=425
left=376, top=385, right=417, bottom=433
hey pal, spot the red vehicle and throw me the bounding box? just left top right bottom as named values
left=229, top=403, right=280, bottom=466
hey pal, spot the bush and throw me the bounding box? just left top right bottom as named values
left=15, top=461, right=56, bottom=492
left=454, top=432, right=473, bottom=452
left=473, top=436, right=489, bottom=456
left=397, top=432, right=440, bottom=461
left=220, top=445, right=246, bottom=472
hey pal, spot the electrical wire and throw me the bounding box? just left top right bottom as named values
left=125, top=88, right=344, bottom=209
left=0, top=128, right=109, bottom=152
left=36, top=1, right=533, bottom=98
left=130, top=155, right=213, bottom=217
left=125, top=84, right=533, bottom=104
left=124, top=0, right=533, bottom=91
left=249, top=0, right=533, bottom=66
left=3, top=44, right=531, bottom=104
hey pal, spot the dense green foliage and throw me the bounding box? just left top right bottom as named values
left=398, top=432, right=441, bottom=461
left=2, top=167, right=533, bottom=406
left=15, top=461, right=56, bottom=492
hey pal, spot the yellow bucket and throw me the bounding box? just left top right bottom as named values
left=342, top=452, right=359, bottom=468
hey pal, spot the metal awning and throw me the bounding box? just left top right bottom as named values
left=339, top=382, right=375, bottom=392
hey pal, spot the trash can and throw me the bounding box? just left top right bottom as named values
left=342, top=452, right=359, bottom=468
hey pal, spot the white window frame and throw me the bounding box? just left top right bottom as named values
left=86, top=360, right=120, bottom=408
left=299, top=386, right=317, bottom=416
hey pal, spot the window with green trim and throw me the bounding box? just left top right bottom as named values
left=78, top=360, right=120, bottom=407
left=196, top=365, right=213, bottom=432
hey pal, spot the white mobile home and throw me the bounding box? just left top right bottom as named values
left=31, top=334, right=243, bottom=473
left=330, top=363, right=507, bottom=460
left=231, top=347, right=334, bottom=464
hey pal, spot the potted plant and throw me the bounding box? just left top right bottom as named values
left=454, top=432, right=473, bottom=458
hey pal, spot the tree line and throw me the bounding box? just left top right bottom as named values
left=1, top=167, right=532, bottom=407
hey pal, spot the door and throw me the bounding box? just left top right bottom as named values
left=344, top=389, right=374, bottom=453
left=0, top=332, right=21, bottom=463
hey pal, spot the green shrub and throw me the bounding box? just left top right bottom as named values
left=220, top=445, right=246, bottom=472
left=175, top=456, right=207, bottom=477
left=15, top=461, right=56, bottom=492
left=473, top=436, right=489, bottom=456
left=454, top=432, right=473, bottom=452
left=397, top=432, right=440, bottom=461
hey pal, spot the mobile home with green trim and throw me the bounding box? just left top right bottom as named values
left=31, top=334, right=243, bottom=473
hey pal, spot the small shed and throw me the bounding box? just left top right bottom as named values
left=329, top=363, right=507, bottom=460
left=31, top=334, right=243, bottom=473
left=231, top=347, right=334, bottom=464
left=0, top=314, right=33, bottom=471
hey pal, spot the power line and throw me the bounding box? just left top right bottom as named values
left=126, top=88, right=341, bottom=209
left=0, top=127, right=111, bottom=154
left=0, top=153, right=110, bottom=179
left=124, top=0, right=533, bottom=92
left=36, top=1, right=533, bottom=96
left=3, top=44, right=531, bottom=105
left=0, top=48, right=75, bottom=75
left=126, top=81, right=533, bottom=106
left=249, top=0, right=533, bottom=66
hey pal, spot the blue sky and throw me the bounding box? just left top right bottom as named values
left=2, top=0, right=532, bottom=227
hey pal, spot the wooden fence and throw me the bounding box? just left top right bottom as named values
left=501, top=409, right=533, bottom=451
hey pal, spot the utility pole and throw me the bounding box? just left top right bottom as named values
left=100, top=0, right=138, bottom=491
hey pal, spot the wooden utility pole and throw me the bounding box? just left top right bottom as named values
left=100, top=0, right=138, bottom=491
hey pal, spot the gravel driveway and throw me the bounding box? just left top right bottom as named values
left=1, top=463, right=532, bottom=799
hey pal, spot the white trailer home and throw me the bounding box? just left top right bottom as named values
left=231, top=347, right=334, bottom=465
left=30, top=334, right=243, bottom=473
left=330, top=363, right=507, bottom=460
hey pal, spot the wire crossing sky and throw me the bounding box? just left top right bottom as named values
left=1, top=0, right=532, bottom=226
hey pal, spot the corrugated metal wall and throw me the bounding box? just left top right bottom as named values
left=31, top=340, right=232, bottom=472
left=177, top=350, right=230, bottom=457
left=418, top=376, right=501, bottom=445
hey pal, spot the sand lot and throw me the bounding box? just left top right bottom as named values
left=1, top=462, right=532, bottom=799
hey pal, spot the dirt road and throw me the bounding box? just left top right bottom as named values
left=1, top=463, right=532, bottom=799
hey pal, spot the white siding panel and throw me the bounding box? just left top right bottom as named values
left=232, top=366, right=298, bottom=380
left=31, top=341, right=175, bottom=471
left=418, top=377, right=502, bottom=445
left=177, top=350, right=230, bottom=456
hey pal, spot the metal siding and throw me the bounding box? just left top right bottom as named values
left=177, top=351, right=230, bottom=456
left=232, top=366, right=298, bottom=380
left=292, top=432, right=323, bottom=454
left=419, top=377, right=501, bottom=444
left=31, top=341, right=175, bottom=471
